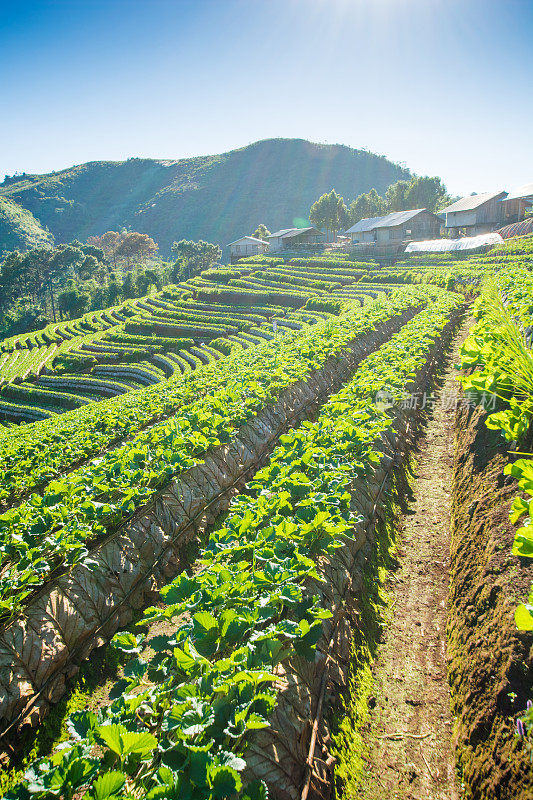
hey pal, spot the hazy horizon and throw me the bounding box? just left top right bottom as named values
left=2, top=0, right=531, bottom=198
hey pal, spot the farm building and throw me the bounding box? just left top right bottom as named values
left=505, top=182, right=533, bottom=204
left=345, top=209, right=442, bottom=244
left=228, top=236, right=269, bottom=261
left=440, top=191, right=508, bottom=236
left=441, top=189, right=531, bottom=237
left=266, top=227, right=325, bottom=252
left=501, top=182, right=533, bottom=224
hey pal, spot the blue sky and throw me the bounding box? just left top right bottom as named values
left=1, top=0, right=531, bottom=196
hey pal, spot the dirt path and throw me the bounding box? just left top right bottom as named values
left=358, top=319, right=472, bottom=800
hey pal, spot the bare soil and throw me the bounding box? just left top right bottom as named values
left=356, top=322, right=472, bottom=800
left=448, top=386, right=533, bottom=799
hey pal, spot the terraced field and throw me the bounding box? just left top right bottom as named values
left=0, top=238, right=533, bottom=800
left=0, top=257, right=401, bottom=424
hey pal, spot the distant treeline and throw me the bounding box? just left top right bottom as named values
left=0, top=232, right=221, bottom=339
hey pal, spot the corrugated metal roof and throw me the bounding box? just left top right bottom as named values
left=227, top=236, right=269, bottom=246
left=281, top=227, right=322, bottom=239
left=345, top=209, right=428, bottom=234
left=504, top=183, right=533, bottom=202
left=267, top=227, right=322, bottom=239
left=345, top=216, right=384, bottom=234
left=267, top=228, right=296, bottom=238
left=374, top=209, right=428, bottom=228
left=440, top=191, right=507, bottom=214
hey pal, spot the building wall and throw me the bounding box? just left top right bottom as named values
left=446, top=198, right=505, bottom=231
left=230, top=240, right=268, bottom=257
left=407, top=212, right=442, bottom=239
left=376, top=227, right=394, bottom=244
left=282, top=233, right=324, bottom=248
left=267, top=237, right=283, bottom=252
left=350, top=230, right=375, bottom=243
left=501, top=198, right=530, bottom=225
left=373, top=213, right=441, bottom=244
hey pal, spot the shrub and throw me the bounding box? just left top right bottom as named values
left=52, top=353, right=98, bottom=374
left=304, top=298, right=343, bottom=315
left=200, top=268, right=242, bottom=284
left=209, top=338, right=235, bottom=356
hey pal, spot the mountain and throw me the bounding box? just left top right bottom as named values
left=0, top=138, right=411, bottom=256
left=0, top=197, right=54, bottom=254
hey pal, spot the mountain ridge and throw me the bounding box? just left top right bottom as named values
left=0, top=138, right=411, bottom=255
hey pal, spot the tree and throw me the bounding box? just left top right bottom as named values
left=87, top=231, right=123, bottom=268
left=107, top=277, right=122, bottom=305
left=78, top=255, right=100, bottom=281
left=0, top=252, right=26, bottom=310
left=404, top=176, right=451, bottom=212
left=114, top=232, right=158, bottom=269
left=122, top=271, right=137, bottom=299
left=309, top=190, right=349, bottom=240
left=170, top=239, right=222, bottom=281
left=385, top=180, right=411, bottom=212
left=87, top=230, right=158, bottom=269
left=252, top=224, right=271, bottom=240
left=58, top=281, right=91, bottom=319
left=384, top=175, right=450, bottom=213
left=136, top=268, right=162, bottom=296
left=336, top=197, right=350, bottom=233
left=349, top=188, right=387, bottom=224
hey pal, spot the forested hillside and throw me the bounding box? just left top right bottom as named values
left=0, top=197, right=53, bottom=254
left=0, top=138, right=410, bottom=254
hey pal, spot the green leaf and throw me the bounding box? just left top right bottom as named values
left=97, top=724, right=127, bottom=756
left=96, top=724, right=157, bottom=759
left=2, top=786, right=31, bottom=800
left=294, top=618, right=323, bottom=661
left=120, top=731, right=158, bottom=758
left=241, top=780, right=269, bottom=800
left=111, top=632, right=144, bottom=654
left=217, top=751, right=246, bottom=772
left=193, top=611, right=219, bottom=631
left=172, top=645, right=199, bottom=674
left=189, top=749, right=210, bottom=785
left=512, top=527, right=533, bottom=557
left=181, top=702, right=215, bottom=737
left=88, top=771, right=126, bottom=800
left=66, top=709, right=97, bottom=741
left=515, top=603, right=533, bottom=631
left=209, top=765, right=242, bottom=799
left=161, top=575, right=201, bottom=605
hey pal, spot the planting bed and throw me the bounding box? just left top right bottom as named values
left=0, top=290, right=463, bottom=800
left=2, top=239, right=533, bottom=799
left=0, top=305, right=422, bottom=738
left=448, top=399, right=533, bottom=800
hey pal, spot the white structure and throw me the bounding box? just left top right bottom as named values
left=266, top=227, right=325, bottom=252
left=405, top=232, right=504, bottom=253
left=227, top=236, right=269, bottom=260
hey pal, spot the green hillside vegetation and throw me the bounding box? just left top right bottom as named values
left=0, top=138, right=410, bottom=254
left=0, top=197, right=54, bottom=254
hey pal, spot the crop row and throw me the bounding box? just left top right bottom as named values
left=0, top=339, right=240, bottom=424
left=0, top=312, right=293, bottom=502
left=0, top=291, right=427, bottom=617
left=3, top=288, right=461, bottom=800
